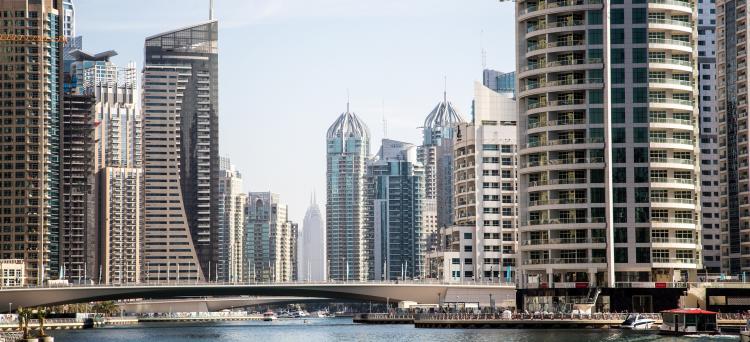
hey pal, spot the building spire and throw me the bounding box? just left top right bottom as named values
left=346, top=89, right=350, bottom=113
left=443, top=76, right=447, bottom=102
left=209, top=0, right=215, bottom=20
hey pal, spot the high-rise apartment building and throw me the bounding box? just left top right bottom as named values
left=217, top=157, right=246, bottom=282
left=516, top=0, right=702, bottom=300
left=369, top=139, right=425, bottom=280
left=0, top=0, right=64, bottom=285
left=428, top=82, right=519, bottom=283
left=419, top=92, right=465, bottom=240
left=299, top=193, right=326, bottom=281
left=60, top=94, right=95, bottom=282
left=326, top=106, right=373, bottom=281
left=718, top=0, right=750, bottom=275
left=142, top=20, right=219, bottom=282
left=142, top=65, right=204, bottom=282
left=61, top=0, right=74, bottom=38
left=68, top=50, right=142, bottom=284
left=698, top=0, right=720, bottom=274
left=245, top=192, right=297, bottom=282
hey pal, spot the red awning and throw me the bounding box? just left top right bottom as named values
left=661, top=308, right=717, bottom=315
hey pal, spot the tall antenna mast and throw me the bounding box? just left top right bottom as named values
left=210, top=0, right=215, bottom=20
left=382, top=99, right=387, bottom=138
left=481, top=29, right=487, bottom=70
left=346, top=89, right=350, bottom=112
left=444, top=76, right=448, bottom=102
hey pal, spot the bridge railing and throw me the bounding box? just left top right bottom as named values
left=2, top=279, right=516, bottom=290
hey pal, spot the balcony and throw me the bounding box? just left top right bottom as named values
left=519, top=0, right=603, bottom=15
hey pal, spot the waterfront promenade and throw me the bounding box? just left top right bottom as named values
left=355, top=312, right=748, bottom=331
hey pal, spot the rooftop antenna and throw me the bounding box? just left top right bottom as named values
left=210, top=0, right=215, bottom=20
left=382, top=99, right=388, bottom=138
left=481, top=29, right=487, bottom=70
left=346, top=89, right=350, bottom=112
left=444, top=76, right=448, bottom=102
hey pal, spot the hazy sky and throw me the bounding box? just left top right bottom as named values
left=74, top=0, right=516, bottom=224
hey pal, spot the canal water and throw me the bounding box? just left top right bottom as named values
left=51, top=318, right=739, bottom=341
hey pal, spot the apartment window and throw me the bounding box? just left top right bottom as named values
left=614, top=207, right=627, bottom=223
left=632, top=8, right=647, bottom=23
left=632, top=48, right=647, bottom=63
left=588, top=10, right=603, bottom=25
left=615, top=248, right=628, bottom=263
left=612, top=68, right=625, bottom=84
left=613, top=89, right=625, bottom=104
left=612, top=108, right=625, bottom=123
left=588, top=29, right=603, bottom=45
left=615, top=228, right=628, bottom=243
left=635, top=188, right=649, bottom=203
left=636, top=247, right=651, bottom=263
left=463, top=232, right=472, bottom=240
left=611, top=48, right=625, bottom=64
left=614, top=167, right=626, bottom=183
left=614, top=188, right=627, bottom=203
left=613, top=128, right=626, bottom=143
left=611, top=9, right=624, bottom=24
left=632, top=28, right=647, bottom=44
left=613, top=148, right=626, bottom=163
left=611, top=29, right=625, bottom=44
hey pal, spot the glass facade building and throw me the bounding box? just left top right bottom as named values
left=143, top=20, right=220, bottom=281
left=326, top=107, right=372, bottom=281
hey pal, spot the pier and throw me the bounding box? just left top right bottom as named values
left=355, top=312, right=749, bottom=331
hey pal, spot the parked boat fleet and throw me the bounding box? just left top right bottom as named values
left=262, top=309, right=335, bottom=321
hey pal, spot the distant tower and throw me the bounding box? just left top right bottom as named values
left=369, top=139, right=425, bottom=280
left=418, top=91, right=465, bottom=232
left=326, top=104, right=372, bottom=281
left=299, top=193, right=326, bottom=281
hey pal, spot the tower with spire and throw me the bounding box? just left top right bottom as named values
left=418, top=88, right=466, bottom=238
left=299, top=191, right=326, bottom=281
left=326, top=102, right=372, bottom=281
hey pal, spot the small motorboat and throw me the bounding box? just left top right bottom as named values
left=262, top=311, right=278, bottom=321
left=620, top=313, right=656, bottom=330
left=659, top=308, right=718, bottom=336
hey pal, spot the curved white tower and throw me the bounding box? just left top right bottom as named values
left=516, top=0, right=701, bottom=293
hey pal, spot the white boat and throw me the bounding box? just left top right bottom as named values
left=620, top=313, right=656, bottom=330
left=292, top=310, right=309, bottom=318
left=311, top=310, right=332, bottom=318
left=262, top=311, right=278, bottom=321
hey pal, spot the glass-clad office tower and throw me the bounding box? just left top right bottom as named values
left=326, top=106, right=372, bottom=281
left=142, top=20, right=219, bottom=282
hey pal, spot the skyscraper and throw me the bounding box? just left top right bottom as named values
left=62, top=0, right=74, bottom=38
left=245, top=192, right=297, bottom=282
left=516, top=0, right=701, bottom=302
left=419, top=92, right=465, bottom=240
left=369, top=139, right=425, bottom=280
left=60, top=93, right=95, bottom=282
left=142, top=19, right=219, bottom=281
left=217, top=157, right=246, bottom=282
left=0, top=0, right=64, bottom=285
left=68, top=50, right=142, bottom=284
left=718, top=0, right=747, bottom=275
left=299, top=193, right=326, bottom=281
left=698, top=0, right=720, bottom=274
left=326, top=105, right=372, bottom=281
left=427, top=82, right=519, bottom=283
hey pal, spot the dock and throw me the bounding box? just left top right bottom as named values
left=355, top=313, right=748, bottom=331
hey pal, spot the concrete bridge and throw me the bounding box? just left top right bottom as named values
left=118, top=297, right=331, bottom=313
left=0, top=281, right=515, bottom=312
